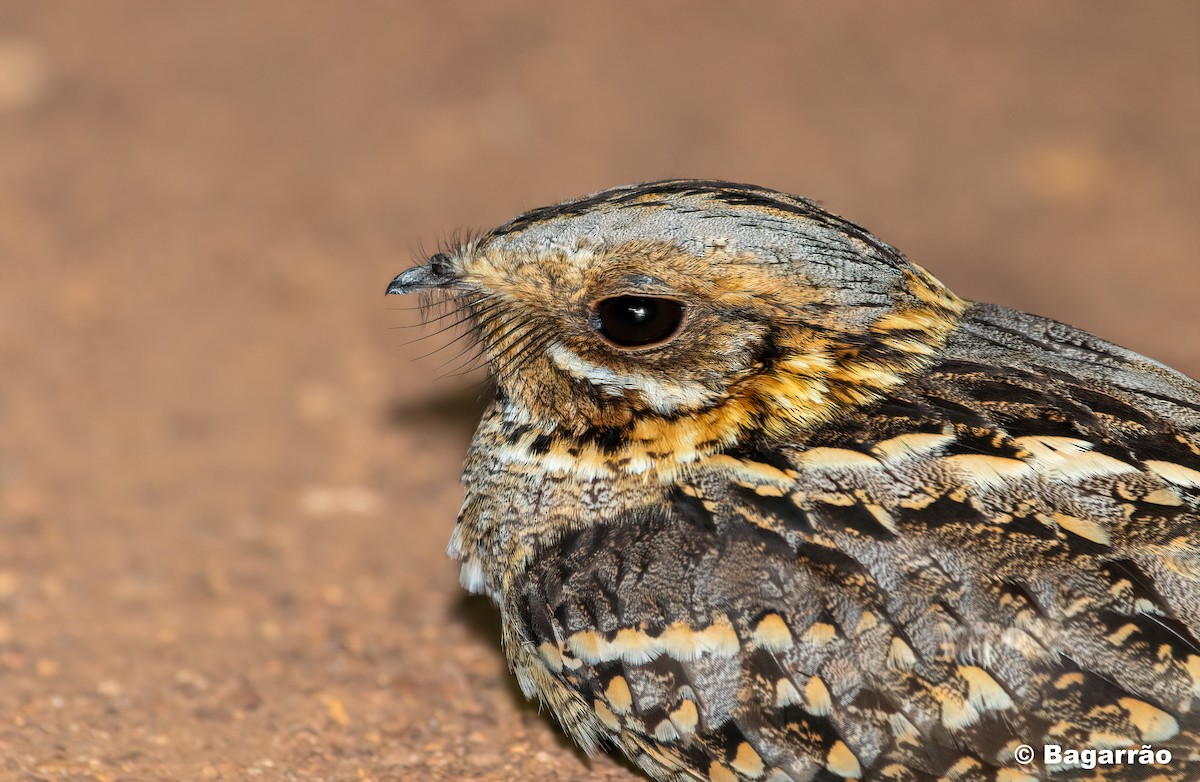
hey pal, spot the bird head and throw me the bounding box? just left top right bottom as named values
left=389, top=181, right=966, bottom=471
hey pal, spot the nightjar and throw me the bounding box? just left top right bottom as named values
left=388, top=181, right=1199, bottom=781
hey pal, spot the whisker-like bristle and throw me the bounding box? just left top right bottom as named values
left=436, top=362, right=490, bottom=382
left=483, top=320, right=534, bottom=362
left=408, top=301, right=507, bottom=358
left=489, top=328, right=550, bottom=382
left=434, top=326, right=515, bottom=379
left=387, top=294, right=490, bottom=322
left=493, top=338, right=551, bottom=386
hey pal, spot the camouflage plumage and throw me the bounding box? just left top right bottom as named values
left=389, top=181, right=1200, bottom=781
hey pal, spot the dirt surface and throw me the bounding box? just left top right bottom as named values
left=0, top=3, right=1196, bottom=780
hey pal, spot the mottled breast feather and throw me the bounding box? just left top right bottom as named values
left=513, top=302, right=1200, bottom=781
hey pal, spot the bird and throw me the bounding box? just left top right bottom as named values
left=387, top=180, right=1200, bottom=781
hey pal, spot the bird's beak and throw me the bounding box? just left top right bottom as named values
left=386, top=263, right=450, bottom=295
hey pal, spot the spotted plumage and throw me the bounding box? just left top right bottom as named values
left=388, top=181, right=1200, bottom=781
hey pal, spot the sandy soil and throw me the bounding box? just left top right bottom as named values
left=0, top=3, right=1196, bottom=780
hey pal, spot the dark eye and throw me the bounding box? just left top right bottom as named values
left=594, top=296, right=684, bottom=348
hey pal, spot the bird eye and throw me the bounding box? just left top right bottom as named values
left=594, top=296, right=684, bottom=348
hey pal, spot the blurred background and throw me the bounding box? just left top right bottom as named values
left=0, top=2, right=1196, bottom=780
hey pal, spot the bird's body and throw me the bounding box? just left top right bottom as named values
left=389, top=181, right=1200, bottom=781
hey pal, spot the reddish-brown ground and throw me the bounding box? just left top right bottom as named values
left=0, top=3, right=1196, bottom=780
